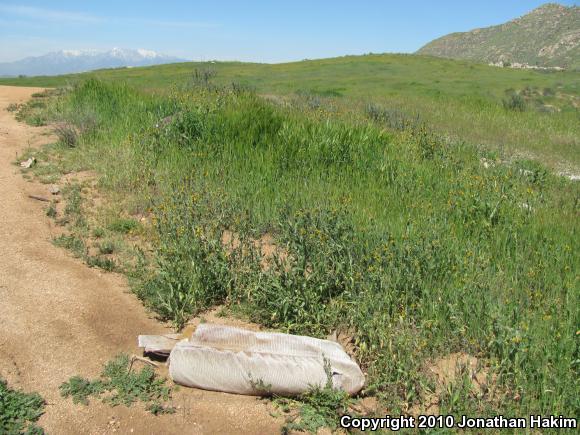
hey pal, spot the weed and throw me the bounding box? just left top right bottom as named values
left=59, top=376, right=106, bottom=406
left=97, top=240, right=115, bottom=255
left=276, top=358, right=351, bottom=433
left=502, top=94, right=526, bottom=111
left=92, top=227, right=105, bottom=238
left=146, top=402, right=176, bottom=415
left=26, top=99, right=45, bottom=109
left=54, top=123, right=78, bottom=148
left=53, top=234, right=85, bottom=258
left=60, top=354, right=174, bottom=414
left=108, top=218, right=138, bottom=234
left=191, top=68, right=217, bottom=88
left=64, top=185, right=82, bottom=217
left=0, top=378, right=45, bottom=435
left=86, top=255, right=116, bottom=272
left=45, top=202, right=57, bottom=218
left=27, top=114, right=47, bottom=127
left=366, top=103, right=421, bottom=131
left=24, top=78, right=580, bottom=423
left=6, top=103, right=20, bottom=113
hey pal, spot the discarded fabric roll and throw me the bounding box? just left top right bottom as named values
left=139, top=324, right=365, bottom=396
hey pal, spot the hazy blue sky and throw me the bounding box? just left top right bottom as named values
left=0, top=1, right=577, bottom=62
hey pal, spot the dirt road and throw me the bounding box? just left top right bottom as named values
left=0, top=86, right=280, bottom=434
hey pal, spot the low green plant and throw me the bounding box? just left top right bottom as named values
left=275, top=358, right=351, bottom=433
left=86, top=255, right=116, bottom=272
left=45, top=202, right=57, bottom=219
left=59, top=376, right=106, bottom=406
left=366, top=103, right=421, bottom=131
left=92, top=227, right=105, bottom=238
left=64, top=185, right=82, bottom=217
left=53, top=234, right=85, bottom=258
left=27, top=114, right=47, bottom=127
left=60, top=354, right=174, bottom=414
left=54, top=123, right=78, bottom=148
left=502, top=93, right=527, bottom=112
left=20, top=78, right=579, bottom=427
left=97, top=240, right=115, bottom=255
left=0, top=378, right=45, bottom=435
left=108, top=218, right=138, bottom=234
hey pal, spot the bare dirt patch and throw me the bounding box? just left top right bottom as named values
left=411, top=352, right=495, bottom=416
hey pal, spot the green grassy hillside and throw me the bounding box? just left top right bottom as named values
left=418, top=3, right=580, bottom=70
left=15, top=76, right=579, bottom=428
left=2, top=53, right=578, bottom=169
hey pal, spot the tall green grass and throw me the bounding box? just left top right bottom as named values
left=2, top=53, right=578, bottom=168
left=34, top=78, right=579, bottom=418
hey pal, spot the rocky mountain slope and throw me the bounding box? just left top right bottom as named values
left=417, top=3, right=579, bottom=69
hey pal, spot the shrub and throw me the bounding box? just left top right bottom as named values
left=54, top=123, right=78, bottom=148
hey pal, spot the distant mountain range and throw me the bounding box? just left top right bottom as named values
left=417, top=3, right=579, bottom=70
left=0, top=48, right=186, bottom=77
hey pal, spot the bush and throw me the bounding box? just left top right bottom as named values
left=54, top=123, right=78, bottom=147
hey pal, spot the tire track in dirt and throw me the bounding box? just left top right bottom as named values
left=0, top=86, right=281, bottom=434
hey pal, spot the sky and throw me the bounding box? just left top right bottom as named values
left=0, top=0, right=577, bottom=63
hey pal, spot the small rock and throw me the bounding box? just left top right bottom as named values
left=20, top=157, right=36, bottom=168
left=479, top=158, right=495, bottom=169
left=49, top=185, right=60, bottom=195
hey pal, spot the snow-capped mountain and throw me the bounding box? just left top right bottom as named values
left=0, top=48, right=186, bottom=77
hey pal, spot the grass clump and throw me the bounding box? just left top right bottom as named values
left=45, top=202, right=57, bottom=219
left=28, top=79, right=579, bottom=426
left=53, top=234, right=85, bottom=258
left=502, top=93, right=527, bottom=112
left=0, top=379, right=45, bottom=435
left=60, top=354, right=174, bottom=414
left=108, top=218, right=139, bottom=234
left=92, top=227, right=105, bottom=238
left=63, top=185, right=82, bottom=217
left=6, top=103, right=20, bottom=113
left=54, top=123, right=78, bottom=148
left=86, top=255, right=116, bottom=272
left=97, top=240, right=115, bottom=255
